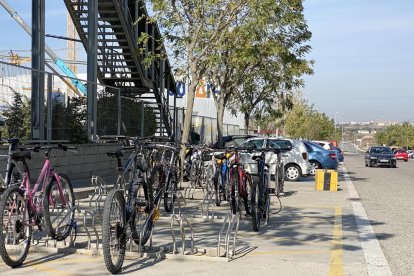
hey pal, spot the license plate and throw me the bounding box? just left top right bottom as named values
left=379, top=159, right=389, bottom=162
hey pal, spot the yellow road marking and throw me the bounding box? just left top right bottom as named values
left=329, top=207, right=344, bottom=276
left=248, top=249, right=329, bottom=256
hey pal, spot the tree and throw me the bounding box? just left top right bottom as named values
left=284, top=96, right=339, bottom=141
left=2, top=92, right=30, bottom=140
left=375, top=123, right=414, bottom=149
left=208, top=0, right=313, bottom=145
left=144, top=0, right=250, bottom=160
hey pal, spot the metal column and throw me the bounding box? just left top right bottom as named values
left=31, top=0, right=45, bottom=140
left=47, top=73, right=52, bottom=143
left=159, top=59, right=165, bottom=136
left=87, top=0, right=98, bottom=141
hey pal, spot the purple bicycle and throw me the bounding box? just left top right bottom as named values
left=0, top=144, right=76, bottom=268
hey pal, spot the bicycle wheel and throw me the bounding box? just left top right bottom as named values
left=102, top=189, right=126, bottom=274
left=250, top=176, right=261, bottom=232
left=230, top=169, right=240, bottom=214
left=43, top=173, right=75, bottom=241
left=190, top=162, right=198, bottom=187
left=213, top=169, right=222, bottom=207
left=0, top=186, right=31, bottom=267
left=164, top=170, right=177, bottom=212
left=242, top=175, right=252, bottom=215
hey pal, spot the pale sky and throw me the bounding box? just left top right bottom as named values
left=1, top=1, right=413, bottom=122
left=303, top=0, right=414, bottom=122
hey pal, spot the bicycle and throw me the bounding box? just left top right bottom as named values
left=245, top=145, right=291, bottom=231
left=102, top=138, right=177, bottom=274
left=225, top=148, right=252, bottom=216
left=0, top=144, right=77, bottom=268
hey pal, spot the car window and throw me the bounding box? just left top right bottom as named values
left=242, top=139, right=264, bottom=149
left=232, top=138, right=249, bottom=146
left=307, top=142, right=325, bottom=151
left=268, top=139, right=292, bottom=149
left=304, top=143, right=313, bottom=153
left=371, top=147, right=392, bottom=154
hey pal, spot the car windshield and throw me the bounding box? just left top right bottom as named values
left=306, top=142, right=326, bottom=151
left=241, top=139, right=264, bottom=149
left=268, top=139, right=292, bottom=149
left=371, top=147, right=392, bottom=154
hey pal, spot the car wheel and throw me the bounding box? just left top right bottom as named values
left=404, top=159, right=408, bottom=162
left=285, top=164, right=301, bottom=181
left=309, top=161, right=321, bottom=176
left=365, top=161, right=368, bottom=167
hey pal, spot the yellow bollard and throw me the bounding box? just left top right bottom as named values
left=315, top=169, right=338, bottom=191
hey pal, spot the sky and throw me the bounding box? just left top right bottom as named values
left=0, top=1, right=413, bottom=122
left=302, top=0, right=414, bottom=122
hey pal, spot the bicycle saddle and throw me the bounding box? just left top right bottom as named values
left=251, top=154, right=265, bottom=161
left=106, top=151, right=123, bottom=158
left=11, top=151, right=31, bottom=161
left=214, top=152, right=226, bottom=159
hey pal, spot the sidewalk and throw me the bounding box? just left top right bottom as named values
left=0, top=164, right=387, bottom=275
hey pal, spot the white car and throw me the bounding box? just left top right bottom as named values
left=240, top=137, right=311, bottom=181
left=312, top=140, right=334, bottom=150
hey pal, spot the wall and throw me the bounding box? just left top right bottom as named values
left=0, top=143, right=128, bottom=183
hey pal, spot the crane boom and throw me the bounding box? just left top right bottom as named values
left=0, top=0, right=86, bottom=96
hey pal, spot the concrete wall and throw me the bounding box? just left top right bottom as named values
left=0, top=143, right=129, bottom=184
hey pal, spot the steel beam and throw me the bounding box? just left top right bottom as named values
left=87, top=0, right=98, bottom=141
left=31, top=0, right=45, bottom=140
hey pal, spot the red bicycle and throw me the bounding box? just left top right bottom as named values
left=226, top=148, right=252, bottom=216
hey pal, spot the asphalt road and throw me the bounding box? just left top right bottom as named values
left=343, top=154, right=414, bottom=276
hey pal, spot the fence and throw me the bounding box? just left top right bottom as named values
left=0, top=61, right=170, bottom=142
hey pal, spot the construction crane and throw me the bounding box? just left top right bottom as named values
left=0, top=0, right=86, bottom=96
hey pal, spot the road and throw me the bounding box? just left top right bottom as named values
left=343, top=154, right=414, bottom=276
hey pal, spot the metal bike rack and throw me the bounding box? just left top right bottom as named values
left=200, top=181, right=215, bottom=219
left=217, top=211, right=240, bottom=259
left=173, top=190, right=187, bottom=217
left=170, top=214, right=194, bottom=255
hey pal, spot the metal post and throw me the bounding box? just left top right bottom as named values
left=117, top=90, right=121, bottom=135
left=47, top=73, right=52, bottom=143
left=174, top=93, right=177, bottom=140
left=31, top=0, right=45, bottom=140
left=123, top=0, right=128, bottom=19
left=134, top=0, right=139, bottom=44
left=151, top=25, right=155, bottom=81
left=87, top=0, right=98, bottom=141
left=160, top=60, right=165, bottom=136
left=145, top=21, right=149, bottom=79
left=140, top=101, right=144, bottom=137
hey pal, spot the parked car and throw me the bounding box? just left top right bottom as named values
left=394, top=149, right=408, bottom=162
left=333, top=147, right=344, bottom=162
left=303, top=141, right=338, bottom=175
left=214, top=135, right=257, bottom=148
left=365, top=146, right=396, bottom=168
left=312, top=140, right=334, bottom=150
left=408, top=150, right=414, bottom=159
left=240, top=137, right=311, bottom=181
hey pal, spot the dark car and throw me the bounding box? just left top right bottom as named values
left=365, top=146, right=396, bottom=168
left=214, top=135, right=257, bottom=148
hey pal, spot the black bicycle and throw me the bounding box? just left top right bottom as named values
left=248, top=145, right=291, bottom=231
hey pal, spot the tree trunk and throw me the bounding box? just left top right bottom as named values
left=179, top=73, right=199, bottom=182
left=244, top=112, right=249, bottom=135
left=216, top=102, right=225, bottom=148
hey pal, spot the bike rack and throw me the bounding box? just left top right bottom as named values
left=173, top=190, right=187, bottom=217
left=170, top=214, right=194, bottom=255
left=217, top=211, right=240, bottom=259
left=200, top=182, right=215, bottom=219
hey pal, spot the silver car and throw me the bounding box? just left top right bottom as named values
left=240, top=137, right=311, bottom=181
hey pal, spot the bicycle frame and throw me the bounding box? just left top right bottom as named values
left=20, top=158, right=65, bottom=215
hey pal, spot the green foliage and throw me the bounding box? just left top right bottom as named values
left=2, top=92, right=30, bottom=140
left=97, top=96, right=157, bottom=137
left=284, top=98, right=339, bottom=141
left=375, top=122, right=414, bottom=149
